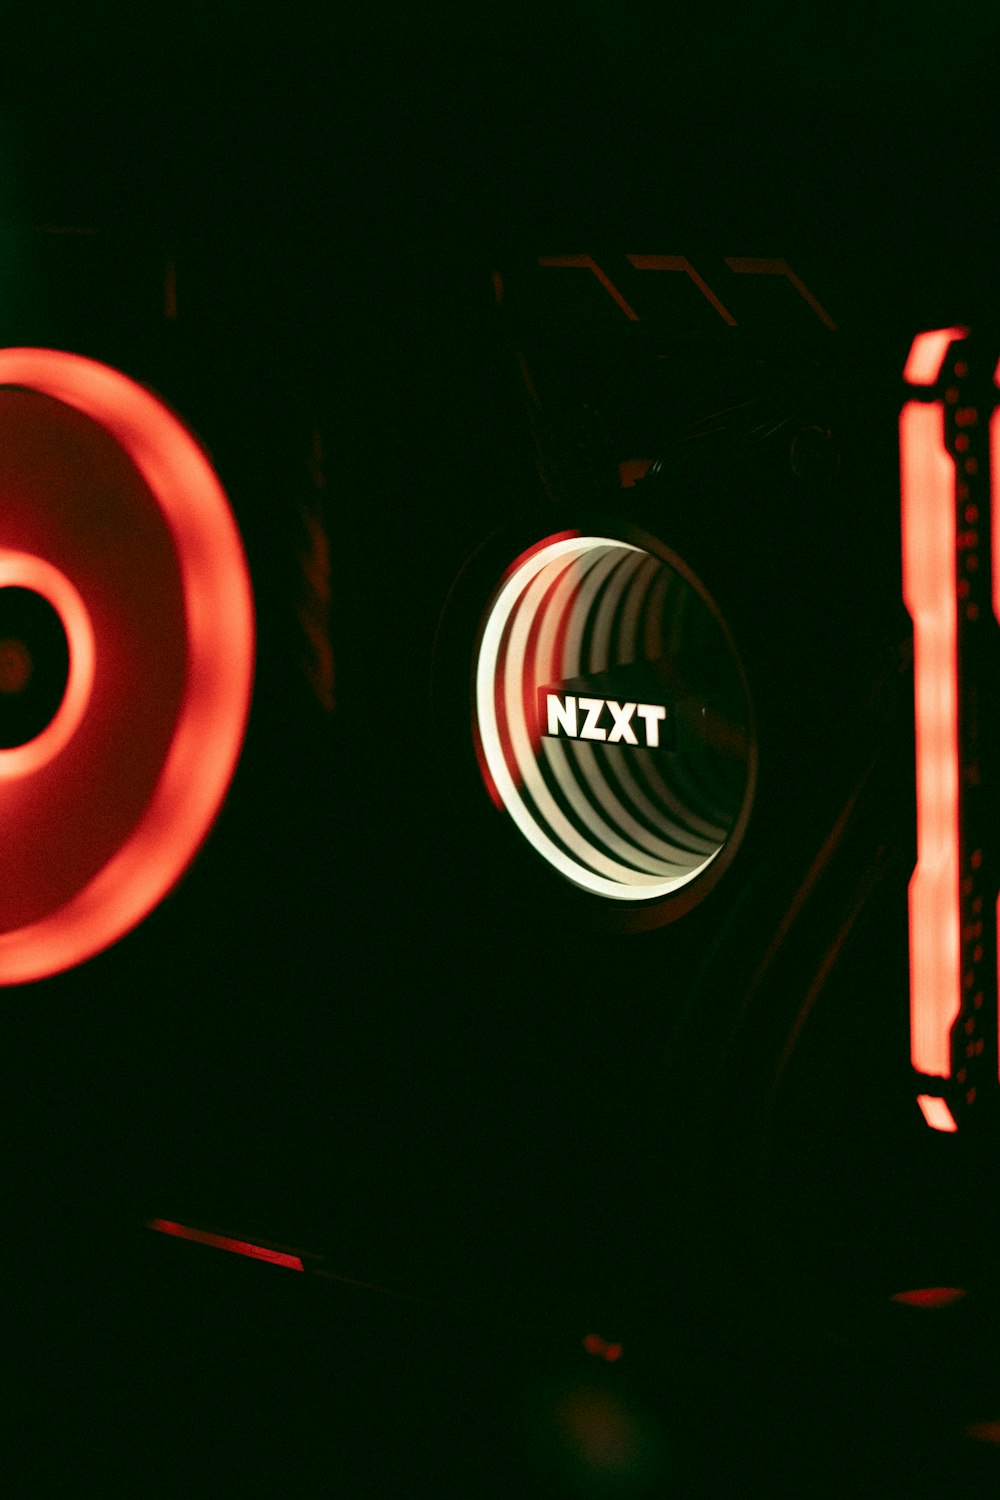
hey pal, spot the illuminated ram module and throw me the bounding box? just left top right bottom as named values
left=901, top=326, right=1000, bottom=1131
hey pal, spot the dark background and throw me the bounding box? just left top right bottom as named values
left=4, top=7, right=1000, bottom=1494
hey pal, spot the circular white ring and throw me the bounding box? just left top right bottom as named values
left=475, top=534, right=744, bottom=902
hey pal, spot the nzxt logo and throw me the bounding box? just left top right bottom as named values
left=538, top=688, right=671, bottom=750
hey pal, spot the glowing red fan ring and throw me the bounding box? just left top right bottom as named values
left=0, top=348, right=255, bottom=986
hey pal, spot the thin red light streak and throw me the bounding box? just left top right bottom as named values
left=537, top=256, right=640, bottom=321
left=499, top=531, right=582, bottom=585
left=147, top=1218, right=304, bottom=1271
left=901, top=400, right=960, bottom=1084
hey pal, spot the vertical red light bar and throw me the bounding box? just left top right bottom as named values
left=991, top=361, right=1000, bottom=1082
left=902, top=399, right=959, bottom=1079
left=902, top=329, right=966, bottom=1127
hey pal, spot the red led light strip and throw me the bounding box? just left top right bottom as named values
left=993, top=375, right=1000, bottom=1083
left=147, top=1218, right=305, bottom=1271
left=901, top=329, right=967, bottom=1128
left=902, top=399, right=960, bottom=1083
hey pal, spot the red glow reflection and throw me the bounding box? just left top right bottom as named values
left=890, top=1286, right=967, bottom=1308
left=582, top=1334, right=623, bottom=1362
left=0, top=348, right=254, bottom=985
left=147, top=1218, right=304, bottom=1271
left=555, top=1386, right=643, bottom=1474
left=966, top=1421, right=1000, bottom=1444
left=628, top=253, right=737, bottom=325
